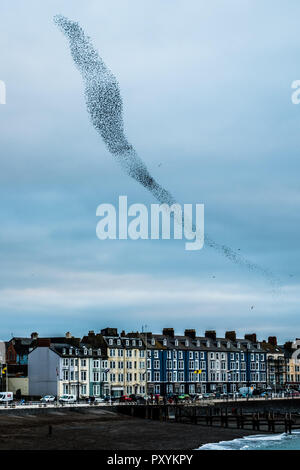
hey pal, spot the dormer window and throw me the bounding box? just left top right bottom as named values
left=257, top=343, right=261, bottom=350
left=227, top=342, right=230, bottom=349
left=163, top=339, right=167, bottom=346
left=151, top=338, right=155, bottom=346
left=247, top=343, right=251, bottom=349
left=185, top=340, right=189, bottom=347
left=132, top=340, right=136, bottom=346
left=117, top=339, right=121, bottom=345
left=69, top=348, right=73, bottom=355
left=109, top=339, right=113, bottom=346
left=75, top=349, right=79, bottom=355
left=206, top=340, right=210, bottom=347
left=175, top=339, right=179, bottom=347
left=126, top=340, right=129, bottom=346
left=62, top=348, right=66, bottom=355
left=237, top=342, right=241, bottom=349
left=217, top=341, right=221, bottom=348
left=139, top=340, right=142, bottom=346
left=89, top=348, right=92, bottom=355
left=97, top=349, right=101, bottom=356
left=84, top=348, right=88, bottom=355
left=196, top=340, right=200, bottom=347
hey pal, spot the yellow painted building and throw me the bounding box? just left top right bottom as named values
left=102, top=329, right=146, bottom=397
left=285, top=339, right=300, bottom=386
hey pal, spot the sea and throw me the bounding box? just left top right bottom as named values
left=197, top=430, right=300, bottom=450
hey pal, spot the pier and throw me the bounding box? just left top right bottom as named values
left=111, top=398, right=300, bottom=434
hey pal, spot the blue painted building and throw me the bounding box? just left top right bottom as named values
left=141, top=329, right=267, bottom=396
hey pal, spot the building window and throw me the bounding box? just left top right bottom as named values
left=93, top=372, right=99, bottom=382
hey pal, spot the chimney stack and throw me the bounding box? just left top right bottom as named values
left=205, top=330, right=216, bottom=340
left=225, top=331, right=236, bottom=342
left=101, top=328, right=118, bottom=337
left=245, top=333, right=257, bottom=343
left=268, top=336, right=277, bottom=346
left=184, top=329, right=196, bottom=339
left=284, top=341, right=293, bottom=351
left=31, top=332, right=38, bottom=340
left=65, top=332, right=72, bottom=339
left=162, top=328, right=174, bottom=338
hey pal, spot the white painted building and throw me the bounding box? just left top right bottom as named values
left=28, top=339, right=91, bottom=398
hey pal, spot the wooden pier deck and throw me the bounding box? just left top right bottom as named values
left=113, top=402, right=300, bottom=434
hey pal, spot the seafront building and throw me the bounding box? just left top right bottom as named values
left=285, top=339, right=300, bottom=386
left=28, top=333, right=108, bottom=399
left=0, top=328, right=298, bottom=399
left=140, top=329, right=267, bottom=397
left=260, top=337, right=286, bottom=390
left=100, top=328, right=147, bottom=397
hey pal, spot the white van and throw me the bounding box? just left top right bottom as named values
left=59, top=394, right=77, bottom=403
left=0, top=392, right=13, bottom=402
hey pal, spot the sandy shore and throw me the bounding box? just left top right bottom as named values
left=0, top=408, right=260, bottom=450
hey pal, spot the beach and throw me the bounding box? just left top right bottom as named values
left=0, top=408, right=259, bottom=450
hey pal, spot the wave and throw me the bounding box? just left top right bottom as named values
left=197, top=430, right=300, bottom=450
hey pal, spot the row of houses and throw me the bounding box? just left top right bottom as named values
left=0, top=328, right=299, bottom=399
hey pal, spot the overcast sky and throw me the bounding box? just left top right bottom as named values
left=0, top=0, right=300, bottom=342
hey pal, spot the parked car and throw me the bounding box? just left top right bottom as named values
left=103, top=396, right=118, bottom=403
left=203, top=393, right=212, bottom=399
left=129, top=394, right=146, bottom=404
left=178, top=394, right=190, bottom=401
left=40, top=395, right=56, bottom=402
left=94, top=397, right=105, bottom=403
left=59, top=394, right=77, bottom=403
left=0, top=392, right=13, bottom=402
left=118, top=395, right=133, bottom=403
left=191, top=393, right=203, bottom=401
